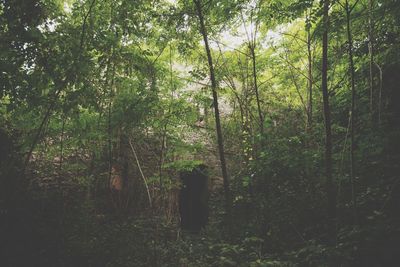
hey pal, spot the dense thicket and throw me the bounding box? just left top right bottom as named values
left=1, top=0, right=400, bottom=266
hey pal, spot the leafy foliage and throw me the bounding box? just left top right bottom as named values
left=1, top=0, right=400, bottom=266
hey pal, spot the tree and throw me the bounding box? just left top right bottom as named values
left=306, top=7, right=313, bottom=129
left=368, top=0, right=374, bottom=118
left=240, top=6, right=264, bottom=134
left=194, top=0, right=232, bottom=212
left=321, top=0, right=336, bottom=243
left=342, top=0, right=358, bottom=225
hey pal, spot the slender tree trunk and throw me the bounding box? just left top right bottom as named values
left=24, top=0, right=95, bottom=169
left=306, top=10, right=313, bottom=129
left=321, top=0, right=336, bottom=243
left=159, top=122, right=168, bottom=192
left=24, top=88, right=62, bottom=168
left=304, top=9, right=315, bottom=198
left=250, top=45, right=263, bottom=133
left=375, top=62, right=383, bottom=125
left=79, top=0, right=96, bottom=52
left=107, top=102, right=113, bottom=183
left=59, top=115, right=65, bottom=172
left=194, top=0, right=232, bottom=212
left=368, top=0, right=374, bottom=117
left=345, top=0, right=357, bottom=225
left=129, top=138, right=152, bottom=208
left=107, top=60, right=116, bottom=184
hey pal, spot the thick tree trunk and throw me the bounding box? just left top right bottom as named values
left=194, top=0, right=232, bottom=211
left=321, top=0, right=336, bottom=243
left=345, top=0, right=358, bottom=225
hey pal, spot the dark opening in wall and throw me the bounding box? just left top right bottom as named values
left=179, top=164, right=208, bottom=232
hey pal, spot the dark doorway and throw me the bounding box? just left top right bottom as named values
left=179, top=164, right=209, bottom=232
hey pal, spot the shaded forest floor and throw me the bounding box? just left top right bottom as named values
left=2, top=168, right=400, bottom=267
left=2, top=184, right=274, bottom=267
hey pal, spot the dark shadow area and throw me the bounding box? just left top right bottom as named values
left=179, top=164, right=209, bottom=232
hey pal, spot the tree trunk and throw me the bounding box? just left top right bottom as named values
left=194, top=0, right=232, bottom=212
left=321, top=0, right=336, bottom=243
left=250, top=44, right=263, bottom=134
left=306, top=10, right=313, bottom=129
left=368, top=0, right=374, bottom=118
left=345, top=0, right=358, bottom=225
left=24, top=88, right=62, bottom=169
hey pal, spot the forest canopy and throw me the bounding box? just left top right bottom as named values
left=1, top=0, right=400, bottom=266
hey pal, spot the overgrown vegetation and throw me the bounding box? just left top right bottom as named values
left=1, top=0, right=400, bottom=266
